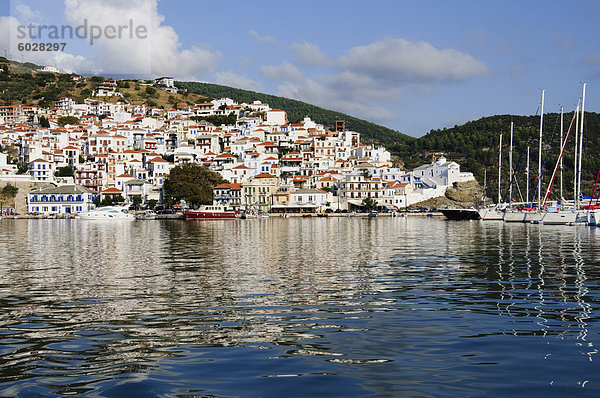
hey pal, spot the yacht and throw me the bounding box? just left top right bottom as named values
left=184, top=205, right=237, bottom=220
left=439, top=208, right=481, bottom=220
left=79, top=206, right=135, bottom=220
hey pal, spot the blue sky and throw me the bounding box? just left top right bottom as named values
left=2, top=0, right=600, bottom=137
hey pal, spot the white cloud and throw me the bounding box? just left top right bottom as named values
left=0, top=15, right=88, bottom=72
left=290, top=41, right=331, bottom=67
left=580, top=53, right=600, bottom=79
left=338, top=37, right=490, bottom=84
left=58, top=0, right=220, bottom=79
left=263, top=62, right=396, bottom=121
left=15, top=3, right=42, bottom=22
left=214, top=71, right=261, bottom=91
left=261, top=61, right=305, bottom=83
left=249, top=30, right=277, bottom=44
left=258, top=37, right=489, bottom=123
left=2, top=0, right=220, bottom=78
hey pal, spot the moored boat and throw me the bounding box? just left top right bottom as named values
left=540, top=210, right=578, bottom=225
left=79, top=206, right=135, bottom=220
left=184, top=205, right=237, bottom=220
left=136, top=210, right=157, bottom=220
left=478, top=207, right=504, bottom=221
left=440, top=208, right=481, bottom=220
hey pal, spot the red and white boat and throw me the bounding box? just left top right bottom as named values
left=183, top=205, right=237, bottom=220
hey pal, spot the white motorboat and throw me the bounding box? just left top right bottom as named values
left=136, top=210, right=157, bottom=220
left=79, top=206, right=135, bottom=220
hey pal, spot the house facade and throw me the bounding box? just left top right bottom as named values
left=28, top=185, right=96, bottom=215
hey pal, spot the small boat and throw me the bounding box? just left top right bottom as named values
left=368, top=211, right=378, bottom=218
left=136, top=210, right=157, bottom=220
left=439, top=208, right=481, bottom=220
left=240, top=210, right=257, bottom=219
left=184, top=205, right=237, bottom=220
left=79, top=206, right=135, bottom=220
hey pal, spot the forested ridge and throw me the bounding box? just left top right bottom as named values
left=390, top=113, right=600, bottom=203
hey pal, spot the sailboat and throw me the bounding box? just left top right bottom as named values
left=539, top=84, right=587, bottom=225
left=479, top=131, right=506, bottom=220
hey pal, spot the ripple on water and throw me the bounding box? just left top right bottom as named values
left=0, top=218, right=599, bottom=396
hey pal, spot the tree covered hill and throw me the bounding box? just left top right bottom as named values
left=177, top=81, right=415, bottom=148
left=391, top=112, right=600, bottom=204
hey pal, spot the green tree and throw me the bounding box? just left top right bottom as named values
left=362, top=197, right=377, bottom=212
left=100, top=194, right=125, bottom=206
left=55, top=165, right=74, bottom=177
left=161, top=154, right=175, bottom=163
left=0, top=144, right=20, bottom=164
left=0, top=184, right=19, bottom=212
left=16, top=163, right=28, bottom=174
left=130, top=195, right=143, bottom=210
left=146, top=199, right=158, bottom=209
left=162, top=163, right=228, bottom=207
left=57, top=116, right=80, bottom=126
left=39, top=116, right=50, bottom=128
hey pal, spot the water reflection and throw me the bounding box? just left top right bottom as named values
left=0, top=218, right=599, bottom=396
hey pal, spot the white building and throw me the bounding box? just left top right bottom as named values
left=154, top=76, right=175, bottom=88
left=266, top=109, right=287, bottom=125
left=28, top=158, right=54, bottom=182
left=412, top=156, right=474, bottom=187
left=28, top=185, right=96, bottom=215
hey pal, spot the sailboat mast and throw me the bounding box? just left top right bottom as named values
left=574, top=105, right=579, bottom=207
left=538, top=90, right=544, bottom=209
left=498, top=134, right=502, bottom=204
left=509, top=121, right=513, bottom=202
left=526, top=146, right=530, bottom=204
left=560, top=106, right=563, bottom=201
left=577, top=83, right=586, bottom=208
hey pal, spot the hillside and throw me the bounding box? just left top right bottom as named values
left=392, top=113, right=600, bottom=204
left=177, top=81, right=415, bottom=148
left=3, top=56, right=598, bottom=205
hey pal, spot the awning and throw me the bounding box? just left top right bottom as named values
left=347, top=199, right=365, bottom=206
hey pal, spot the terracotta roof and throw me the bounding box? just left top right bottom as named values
left=148, top=157, right=168, bottom=163
left=102, top=187, right=123, bottom=194
left=254, top=173, right=276, bottom=178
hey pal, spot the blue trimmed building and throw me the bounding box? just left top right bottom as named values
left=28, top=185, right=97, bottom=215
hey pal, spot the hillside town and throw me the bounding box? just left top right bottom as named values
left=0, top=75, right=475, bottom=216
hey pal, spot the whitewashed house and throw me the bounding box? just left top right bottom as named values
left=28, top=185, right=96, bottom=215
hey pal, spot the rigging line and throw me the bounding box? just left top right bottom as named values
left=543, top=110, right=578, bottom=206
left=508, top=146, right=528, bottom=205
left=531, top=110, right=561, bottom=206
